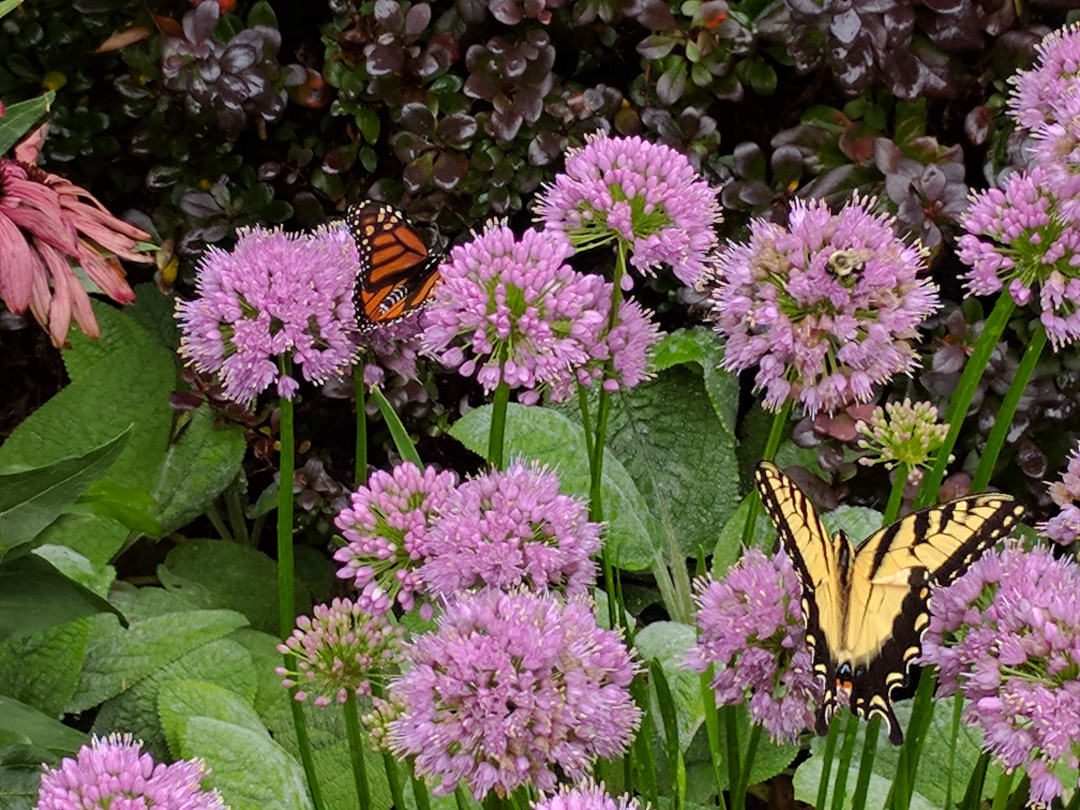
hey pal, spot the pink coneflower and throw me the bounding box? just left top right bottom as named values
left=687, top=548, right=822, bottom=744
left=0, top=129, right=149, bottom=346
left=419, top=461, right=602, bottom=597
left=176, top=225, right=361, bottom=406
left=709, top=196, right=939, bottom=416
left=276, top=597, right=403, bottom=707
left=36, top=733, right=225, bottom=810
left=381, top=589, right=641, bottom=799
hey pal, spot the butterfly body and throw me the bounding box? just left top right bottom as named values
left=754, top=462, right=1023, bottom=744
left=346, top=200, right=443, bottom=328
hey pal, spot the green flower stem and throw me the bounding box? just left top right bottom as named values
left=1066, top=781, right=1080, bottom=810
left=892, top=672, right=937, bottom=810
left=732, top=723, right=762, bottom=810
left=959, top=751, right=990, bottom=810
left=578, top=383, right=595, bottom=463
left=276, top=385, right=324, bottom=810
left=721, top=704, right=741, bottom=810
left=370, top=681, right=408, bottom=810
left=412, top=776, right=432, bottom=810
left=971, top=322, right=1048, bottom=492
left=850, top=718, right=881, bottom=810
left=884, top=463, right=911, bottom=524
left=224, top=486, right=250, bottom=545
left=741, top=399, right=793, bottom=548
left=699, top=670, right=728, bottom=810
left=815, top=717, right=841, bottom=810
left=944, top=693, right=964, bottom=810
left=456, top=785, right=474, bottom=810
left=343, top=692, right=371, bottom=810
left=829, top=714, right=860, bottom=810
left=354, top=366, right=367, bottom=485
left=915, top=294, right=1015, bottom=508
left=369, top=384, right=422, bottom=467
left=990, top=769, right=1015, bottom=810
left=204, top=502, right=234, bottom=543
left=489, top=380, right=511, bottom=470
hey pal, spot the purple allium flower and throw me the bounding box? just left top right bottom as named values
left=1037, top=444, right=1080, bottom=546
left=686, top=548, right=822, bottom=744
left=535, top=132, right=722, bottom=288
left=381, top=589, right=641, bottom=799
left=36, top=733, right=225, bottom=810
left=276, top=597, right=403, bottom=707
left=921, top=545, right=1080, bottom=806
left=958, top=166, right=1080, bottom=348
left=357, top=312, right=424, bottom=389
left=176, top=225, right=360, bottom=406
left=709, top=197, right=939, bottom=416
left=420, top=224, right=612, bottom=404
left=419, top=461, right=601, bottom=597
left=333, top=462, right=459, bottom=615
left=1008, top=24, right=1080, bottom=134
left=531, top=781, right=642, bottom=810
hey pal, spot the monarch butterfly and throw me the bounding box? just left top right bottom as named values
left=346, top=200, right=443, bottom=329
left=754, top=461, right=1023, bottom=744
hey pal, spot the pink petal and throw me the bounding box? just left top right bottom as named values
left=0, top=212, right=37, bottom=312
left=76, top=241, right=136, bottom=304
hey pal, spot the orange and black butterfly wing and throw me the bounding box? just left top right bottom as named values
left=347, top=200, right=442, bottom=328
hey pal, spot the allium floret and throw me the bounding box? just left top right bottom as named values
left=686, top=548, right=822, bottom=744
left=381, top=589, right=641, bottom=799
left=276, top=597, right=402, bottom=707
left=535, top=132, right=721, bottom=288
left=1037, top=444, right=1080, bottom=546
left=1008, top=24, right=1080, bottom=133
left=857, top=398, right=950, bottom=472
left=921, top=545, right=1080, bottom=807
left=958, top=166, right=1080, bottom=347
left=176, top=225, right=360, bottom=406
left=36, top=733, right=226, bottom=810
left=334, top=462, right=459, bottom=615
left=420, top=223, right=610, bottom=404
left=531, top=781, right=643, bottom=810
left=420, top=460, right=602, bottom=597
left=709, top=197, right=939, bottom=416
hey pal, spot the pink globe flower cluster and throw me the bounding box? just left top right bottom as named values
left=333, top=460, right=602, bottom=614
left=378, top=589, right=641, bottom=799
left=420, top=223, right=658, bottom=404
left=686, top=548, right=823, bottom=744
left=1009, top=24, right=1080, bottom=172
left=1037, top=443, right=1080, bottom=545
left=36, top=734, right=225, bottom=810
left=709, top=196, right=939, bottom=416
left=531, top=781, right=642, bottom=810
left=535, top=132, right=722, bottom=289
left=176, top=225, right=361, bottom=406
left=921, top=545, right=1080, bottom=807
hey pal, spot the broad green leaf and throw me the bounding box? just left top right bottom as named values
left=33, top=506, right=128, bottom=567
left=0, top=555, right=123, bottom=642
left=0, top=617, right=92, bottom=716
left=125, top=283, right=180, bottom=349
left=0, top=429, right=129, bottom=560
left=33, top=544, right=114, bottom=596
left=651, top=327, right=738, bottom=434
left=634, top=622, right=703, bottom=750
left=678, top=706, right=798, bottom=794
left=68, top=609, right=248, bottom=712
left=152, top=408, right=246, bottom=538
left=792, top=700, right=1001, bottom=808
left=93, top=639, right=257, bottom=760
left=174, top=717, right=312, bottom=810
left=0, top=92, right=54, bottom=156
left=0, top=0, right=24, bottom=19
left=449, top=403, right=661, bottom=569
left=823, top=505, right=883, bottom=542
left=712, top=493, right=775, bottom=576
left=312, top=741, right=394, bottom=810
left=0, top=743, right=61, bottom=810
left=157, top=540, right=281, bottom=634
left=601, top=365, right=739, bottom=557
left=229, top=629, right=292, bottom=723
left=159, top=680, right=265, bottom=760
left=0, top=696, right=84, bottom=754
left=0, top=305, right=175, bottom=534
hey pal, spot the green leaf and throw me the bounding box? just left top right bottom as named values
left=651, top=327, right=738, bottom=434
left=634, top=622, right=703, bottom=751
left=246, top=0, right=278, bottom=27
left=0, top=555, right=123, bottom=642
left=0, top=617, right=92, bottom=716
left=822, top=505, right=883, bottom=542
left=173, top=717, right=313, bottom=810
left=312, top=740, right=394, bottom=810
left=0, top=696, right=85, bottom=754
left=157, top=540, right=281, bottom=634
left=0, top=0, right=24, bottom=20
left=67, top=609, right=249, bottom=712
left=601, top=365, right=739, bottom=557
left=31, top=544, right=114, bottom=597
left=159, top=680, right=266, bottom=760
left=0, top=743, right=60, bottom=810
left=712, top=493, right=775, bottom=576
left=93, top=639, right=257, bottom=760
left=0, top=305, right=176, bottom=534
left=449, top=404, right=660, bottom=569
left=227, top=629, right=290, bottom=723
left=152, top=408, right=246, bottom=538
left=34, top=507, right=129, bottom=566
left=0, top=429, right=129, bottom=560
left=0, top=92, right=54, bottom=156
